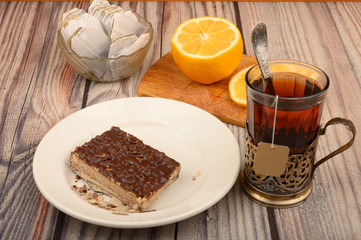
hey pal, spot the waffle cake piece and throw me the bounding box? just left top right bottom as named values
left=70, top=126, right=181, bottom=211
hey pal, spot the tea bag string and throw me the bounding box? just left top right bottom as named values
left=271, top=95, right=279, bottom=149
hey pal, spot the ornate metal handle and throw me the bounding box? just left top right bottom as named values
left=311, top=117, right=356, bottom=178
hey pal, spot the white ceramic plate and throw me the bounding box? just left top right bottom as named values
left=33, top=97, right=240, bottom=228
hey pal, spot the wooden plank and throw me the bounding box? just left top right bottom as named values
left=8, top=0, right=361, bottom=2
left=238, top=1, right=361, bottom=239
left=137, top=52, right=256, bottom=127
left=136, top=1, right=257, bottom=128
left=159, top=2, right=271, bottom=240
left=0, top=1, right=360, bottom=239
left=0, top=1, right=87, bottom=239
left=55, top=1, right=179, bottom=238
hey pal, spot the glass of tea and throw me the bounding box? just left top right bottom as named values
left=241, top=60, right=356, bottom=207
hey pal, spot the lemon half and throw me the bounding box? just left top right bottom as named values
left=171, top=17, right=243, bottom=84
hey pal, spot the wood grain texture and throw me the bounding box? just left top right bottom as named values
left=160, top=2, right=272, bottom=240
left=0, top=1, right=360, bottom=240
left=137, top=52, right=256, bottom=127
left=10, top=0, right=361, bottom=2
left=0, top=1, right=87, bottom=239
left=238, top=2, right=361, bottom=239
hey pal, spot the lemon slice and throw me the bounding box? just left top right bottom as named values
left=229, top=66, right=253, bottom=106
left=171, top=17, right=243, bottom=84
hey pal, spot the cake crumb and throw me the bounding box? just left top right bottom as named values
left=75, top=175, right=81, bottom=182
left=191, top=170, right=202, bottom=181
left=79, top=184, right=87, bottom=193
left=71, top=184, right=142, bottom=215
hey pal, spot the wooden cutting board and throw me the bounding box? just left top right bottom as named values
left=137, top=52, right=257, bottom=127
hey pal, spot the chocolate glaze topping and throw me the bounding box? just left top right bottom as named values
left=74, top=126, right=180, bottom=198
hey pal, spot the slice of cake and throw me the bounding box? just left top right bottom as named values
left=70, top=126, right=181, bottom=211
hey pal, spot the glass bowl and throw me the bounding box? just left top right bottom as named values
left=57, top=13, right=153, bottom=82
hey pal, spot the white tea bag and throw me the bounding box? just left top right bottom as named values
left=122, top=10, right=138, bottom=22
left=114, top=33, right=149, bottom=57
left=89, top=3, right=123, bottom=35
left=88, top=0, right=110, bottom=14
left=61, top=11, right=105, bottom=42
left=68, top=27, right=110, bottom=58
left=108, top=34, right=138, bottom=58
left=100, top=8, right=125, bottom=34
left=109, top=14, right=147, bottom=42
left=62, top=8, right=84, bottom=22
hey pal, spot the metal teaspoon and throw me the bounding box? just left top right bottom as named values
left=251, top=23, right=275, bottom=94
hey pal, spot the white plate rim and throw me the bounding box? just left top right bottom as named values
left=33, top=97, right=241, bottom=228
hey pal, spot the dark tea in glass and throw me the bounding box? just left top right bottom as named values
left=241, top=60, right=355, bottom=208
left=247, top=72, right=324, bottom=155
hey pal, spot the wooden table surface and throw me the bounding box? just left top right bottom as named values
left=1, top=1, right=360, bottom=239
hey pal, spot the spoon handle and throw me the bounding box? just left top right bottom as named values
left=251, top=23, right=271, bottom=80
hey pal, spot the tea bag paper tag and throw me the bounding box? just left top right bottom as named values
left=253, top=142, right=290, bottom=177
